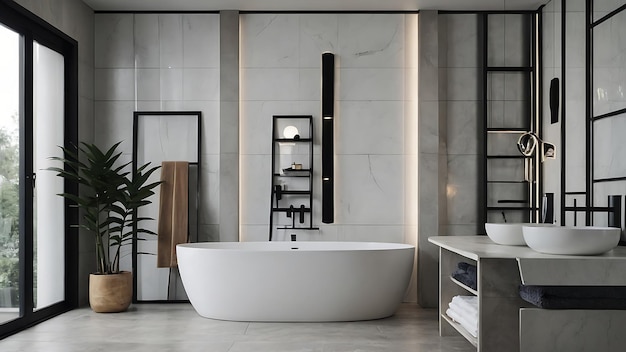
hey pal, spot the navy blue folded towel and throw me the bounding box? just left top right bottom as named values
left=452, top=262, right=477, bottom=290
left=519, top=285, right=626, bottom=309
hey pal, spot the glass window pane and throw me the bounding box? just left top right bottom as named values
left=0, top=23, right=20, bottom=324
left=33, top=41, right=65, bottom=310
left=593, top=8, right=626, bottom=117
left=594, top=0, right=625, bottom=22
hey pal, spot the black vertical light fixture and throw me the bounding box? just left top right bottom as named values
left=549, top=77, right=560, bottom=124
left=322, top=52, right=334, bottom=223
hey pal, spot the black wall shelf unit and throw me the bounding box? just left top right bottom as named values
left=480, top=12, right=541, bottom=226
left=269, top=115, right=318, bottom=240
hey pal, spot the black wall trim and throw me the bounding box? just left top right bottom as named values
left=591, top=3, right=626, bottom=27
left=96, top=10, right=220, bottom=14
left=586, top=0, right=593, bottom=223
left=592, top=108, right=626, bottom=121
left=560, top=0, right=567, bottom=226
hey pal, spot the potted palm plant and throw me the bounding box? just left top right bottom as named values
left=48, top=141, right=160, bottom=312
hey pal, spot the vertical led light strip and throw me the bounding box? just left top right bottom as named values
left=321, top=52, right=335, bottom=223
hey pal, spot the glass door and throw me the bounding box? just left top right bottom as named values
left=0, top=0, right=78, bottom=338
left=0, top=23, right=20, bottom=325
left=33, top=41, right=65, bottom=310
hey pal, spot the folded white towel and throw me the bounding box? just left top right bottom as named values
left=449, top=300, right=478, bottom=317
left=452, top=295, right=478, bottom=309
left=448, top=305, right=478, bottom=326
left=446, top=308, right=478, bottom=337
left=450, top=296, right=478, bottom=314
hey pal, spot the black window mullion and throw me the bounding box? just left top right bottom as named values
left=18, top=31, right=35, bottom=319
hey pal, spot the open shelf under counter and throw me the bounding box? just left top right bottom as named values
left=449, top=276, right=478, bottom=296
left=441, top=313, right=478, bottom=348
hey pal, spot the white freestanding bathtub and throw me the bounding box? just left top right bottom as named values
left=176, top=241, right=415, bottom=322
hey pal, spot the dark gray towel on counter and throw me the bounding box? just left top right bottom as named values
left=519, top=285, right=626, bottom=309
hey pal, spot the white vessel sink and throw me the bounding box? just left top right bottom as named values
left=522, top=226, right=621, bottom=255
left=485, top=223, right=553, bottom=246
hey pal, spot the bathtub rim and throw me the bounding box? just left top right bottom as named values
left=176, top=241, right=415, bottom=252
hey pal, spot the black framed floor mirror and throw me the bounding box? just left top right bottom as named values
left=132, top=111, right=201, bottom=302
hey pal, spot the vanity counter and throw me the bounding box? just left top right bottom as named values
left=429, top=235, right=626, bottom=285
left=429, top=235, right=626, bottom=352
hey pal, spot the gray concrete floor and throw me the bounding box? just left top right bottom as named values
left=0, top=303, right=475, bottom=351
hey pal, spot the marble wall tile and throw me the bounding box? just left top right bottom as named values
left=239, top=225, right=270, bottom=242
left=241, top=68, right=300, bottom=101
left=299, top=14, right=338, bottom=67
left=446, top=68, right=480, bottom=101
left=418, top=101, right=440, bottom=155
left=297, top=68, right=320, bottom=101
left=487, top=14, right=505, bottom=66
left=565, top=12, right=586, bottom=69
left=94, top=68, right=135, bottom=101
left=446, top=224, right=480, bottom=236
left=160, top=68, right=184, bottom=101
left=542, top=10, right=556, bottom=69
left=159, top=14, right=184, bottom=69
left=337, top=225, right=405, bottom=243
left=219, top=153, right=240, bottom=242
left=94, top=14, right=134, bottom=68
left=136, top=68, right=160, bottom=101
left=134, top=14, right=160, bottom=68
left=417, top=153, right=440, bottom=225
left=239, top=154, right=272, bottom=225
left=338, top=68, right=404, bottom=101
left=240, top=101, right=300, bottom=155
left=487, top=132, right=523, bottom=156
left=240, top=14, right=299, bottom=68
left=335, top=101, right=404, bottom=155
left=447, top=101, right=479, bottom=155
left=487, top=159, right=525, bottom=182
left=183, top=68, right=219, bottom=101
left=198, top=154, right=220, bottom=226
left=335, top=155, right=404, bottom=225
left=337, top=14, right=405, bottom=68
left=444, top=14, right=478, bottom=68
left=447, top=155, right=479, bottom=224
left=94, top=101, right=136, bottom=151
left=175, top=100, right=220, bottom=155
left=198, top=224, right=220, bottom=242
left=503, top=14, right=527, bottom=67
left=183, top=14, right=220, bottom=68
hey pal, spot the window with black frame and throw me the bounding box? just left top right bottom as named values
left=0, top=1, right=78, bottom=339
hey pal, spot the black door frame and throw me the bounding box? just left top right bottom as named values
left=0, top=0, right=78, bottom=339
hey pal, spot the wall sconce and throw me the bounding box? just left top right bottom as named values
left=322, top=52, right=334, bottom=223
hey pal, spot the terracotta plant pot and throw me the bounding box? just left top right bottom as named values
left=89, top=271, right=133, bottom=313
